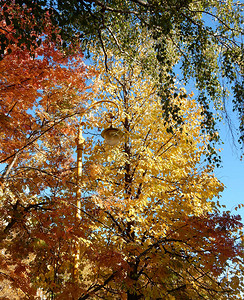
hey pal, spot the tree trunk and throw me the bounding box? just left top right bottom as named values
left=127, top=291, right=141, bottom=300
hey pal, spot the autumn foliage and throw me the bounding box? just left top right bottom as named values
left=72, top=58, right=243, bottom=300
left=0, top=5, right=243, bottom=300
left=0, top=5, right=95, bottom=298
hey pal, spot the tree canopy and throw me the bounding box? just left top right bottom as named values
left=71, top=55, right=243, bottom=300
left=0, top=1, right=243, bottom=299
left=1, top=0, right=244, bottom=149
left=1, top=39, right=243, bottom=298
left=0, top=13, right=96, bottom=297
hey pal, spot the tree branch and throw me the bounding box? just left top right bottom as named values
left=78, top=271, right=118, bottom=300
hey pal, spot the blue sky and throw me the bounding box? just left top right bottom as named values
left=215, top=123, right=244, bottom=220
left=172, top=79, right=244, bottom=222
left=174, top=66, right=244, bottom=221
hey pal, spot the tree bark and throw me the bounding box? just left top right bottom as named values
left=127, top=291, right=141, bottom=300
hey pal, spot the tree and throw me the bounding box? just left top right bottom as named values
left=0, top=6, right=243, bottom=299
left=0, top=12, right=97, bottom=298
left=71, top=57, right=243, bottom=299
left=1, top=0, right=243, bottom=148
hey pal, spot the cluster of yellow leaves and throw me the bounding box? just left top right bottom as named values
left=77, top=57, right=243, bottom=299
left=85, top=58, right=223, bottom=217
